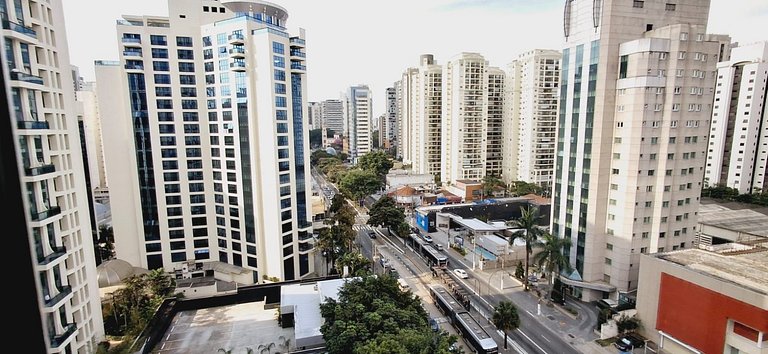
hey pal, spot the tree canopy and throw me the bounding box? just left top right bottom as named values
left=320, top=276, right=458, bottom=354
left=358, top=150, right=394, bottom=179
left=340, top=168, right=382, bottom=200
left=492, top=301, right=521, bottom=350
left=367, top=196, right=406, bottom=231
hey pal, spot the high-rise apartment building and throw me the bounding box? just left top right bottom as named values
left=320, top=99, right=343, bottom=139
left=553, top=0, right=729, bottom=301
left=398, top=54, right=443, bottom=177
left=504, top=49, right=561, bottom=188
left=307, top=101, right=322, bottom=131
left=344, top=84, right=372, bottom=161
left=396, top=68, right=417, bottom=164
left=442, top=52, right=504, bottom=184
left=384, top=86, right=397, bottom=151
left=101, top=0, right=313, bottom=283
left=2, top=0, right=105, bottom=351
left=705, top=41, right=768, bottom=194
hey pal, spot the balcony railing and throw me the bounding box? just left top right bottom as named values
left=229, top=47, right=245, bottom=56
left=123, top=51, right=143, bottom=57
left=289, top=37, right=305, bottom=46
left=290, top=63, right=306, bottom=71
left=124, top=63, right=144, bottom=70
left=17, top=120, right=49, bottom=129
left=228, top=33, right=244, bottom=43
left=44, top=285, right=72, bottom=308
left=289, top=49, right=306, bottom=58
left=31, top=206, right=61, bottom=222
left=10, top=70, right=44, bottom=85
left=298, top=243, right=313, bottom=252
left=50, top=322, right=76, bottom=348
left=25, top=163, right=55, bottom=177
left=121, top=37, right=141, bottom=44
left=2, top=19, right=36, bottom=38
left=38, top=245, right=67, bottom=265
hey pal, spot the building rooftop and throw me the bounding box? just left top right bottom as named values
left=656, top=248, right=768, bottom=295
left=698, top=199, right=768, bottom=238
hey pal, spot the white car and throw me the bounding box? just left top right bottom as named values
left=453, top=268, right=469, bottom=279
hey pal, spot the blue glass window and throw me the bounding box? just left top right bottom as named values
left=178, top=49, right=194, bottom=60
left=181, top=87, right=197, bottom=97
left=185, top=136, right=201, bottom=146
left=151, top=48, right=168, bottom=58
left=277, top=136, right=288, bottom=146
left=179, top=62, right=195, bottom=72
left=272, top=41, right=284, bottom=54
left=183, top=112, right=199, bottom=121
left=179, top=75, right=195, bottom=85
left=150, top=35, right=167, bottom=46
left=202, top=36, right=212, bottom=47
left=153, top=61, right=169, bottom=71
left=273, top=55, right=285, bottom=68
left=156, top=99, right=173, bottom=109
left=155, top=87, right=172, bottom=97
left=275, top=96, right=287, bottom=107
left=275, top=83, right=286, bottom=94
left=276, top=110, right=287, bottom=120
left=277, top=123, right=288, bottom=134
left=176, top=36, right=193, bottom=47
left=157, top=112, right=174, bottom=121
left=154, top=74, right=171, bottom=84
left=182, top=100, right=198, bottom=109
left=274, top=69, right=285, bottom=81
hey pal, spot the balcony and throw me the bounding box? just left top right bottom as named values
left=2, top=19, right=36, bottom=39
left=289, top=37, right=305, bottom=48
left=123, top=50, right=143, bottom=57
left=228, top=33, right=244, bottom=45
left=290, top=63, right=306, bottom=72
left=17, top=119, right=49, bottom=130
left=124, top=63, right=144, bottom=71
left=298, top=243, right=314, bottom=253
left=38, top=246, right=67, bottom=266
left=289, top=49, right=305, bottom=59
left=31, top=206, right=61, bottom=222
left=25, top=163, right=55, bottom=177
left=44, top=285, right=72, bottom=308
left=229, top=60, right=246, bottom=72
left=50, top=322, right=76, bottom=348
left=121, top=37, right=141, bottom=46
left=229, top=46, right=245, bottom=58
left=9, top=70, right=44, bottom=86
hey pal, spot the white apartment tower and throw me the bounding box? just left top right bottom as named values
left=344, top=84, right=372, bottom=161
left=384, top=86, right=397, bottom=151
left=553, top=0, right=729, bottom=301
left=102, top=0, right=313, bottom=282
left=705, top=41, right=768, bottom=194
left=2, top=0, right=105, bottom=351
left=441, top=52, right=504, bottom=184
left=307, top=101, right=322, bottom=131
left=405, top=54, right=443, bottom=177
left=504, top=50, right=561, bottom=187
left=396, top=68, right=417, bottom=164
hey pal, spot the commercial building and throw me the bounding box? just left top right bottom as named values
left=395, top=67, right=417, bottom=164
left=2, top=0, right=104, bottom=351
left=552, top=0, right=730, bottom=301
left=320, top=99, right=343, bottom=138
left=636, top=248, right=767, bottom=354
left=307, top=101, right=322, bottom=131
left=384, top=86, right=397, bottom=151
left=101, top=0, right=314, bottom=283
left=704, top=41, right=768, bottom=194
left=504, top=49, right=561, bottom=188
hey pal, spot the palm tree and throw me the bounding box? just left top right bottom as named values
left=258, top=342, right=275, bottom=354
left=492, top=301, right=521, bottom=349
left=506, top=206, right=544, bottom=290
left=532, top=231, right=572, bottom=300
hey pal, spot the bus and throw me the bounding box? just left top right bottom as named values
left=422, top=244, right=448, bottom=268
left=454, top=311, right=499, bottom=354
left=429, top=285, right=467, bottom=319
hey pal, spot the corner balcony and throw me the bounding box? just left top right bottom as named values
left=290, top=62, right=306, bottom=73
left=289, top=37, right=305, bottom=48
left=31, top=206, right=61, bottom=222
left=25, top=163, right=55, bottom=177
left=228, top=33, right=244, bottom=45
left=229, top=59, right=246, bottom=72
left=121, top=37, right=141, bottom=46
left=124, top=62, right=144, bottom=71
left=298, top=243, right=314, bottom=254
left=44, top=285, right=72, bottom=308
left=229, top=46, right=245, bottom=58
left=289, top=49, right=305, bottom=59
left=17, top=114, right=49, bottom=130
left=2, top=19, right=37, bottom=40
left=50, top=322, right=76, bottom=349
left=9, top=70, right=44, bottom=86
left=37, top=245, right=67, bottom=266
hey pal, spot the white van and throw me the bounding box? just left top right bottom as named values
left=397, top=278, right=410, bottom=291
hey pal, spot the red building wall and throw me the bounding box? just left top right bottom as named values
left=657, top=273, right=768, bottom=353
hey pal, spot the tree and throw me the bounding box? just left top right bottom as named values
left=336, top=251, right=372, bottom=277
left=320, top=276, right=457, bottom=354
left=532, top=231, right=572, bottom=300
left=506, top=206, right=544, bottom=291
left=492, top=301, right=521, bottom=349
left=315, top=225, right=355, bottom=274
left=329, top=193, right=345, bottom=214
left=331, top=202, right=357, bottom=228
left=481, top=175, right=506, bottom=199
left=257, top=342, right=275, bottom=354
left=367, top=196, right=406, bottom=232
left=508, top=181, right=543, bottom=197
left=357, top=150, right=394, bottom=179
left=616, top=314, right=642, bottom=334
left=339, top=168, right=382, bottom=201
left=514, top=261, right=525, bottom=279
left=372, top=130, right=380, bottom=149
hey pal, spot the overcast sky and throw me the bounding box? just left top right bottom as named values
left=63, top=0, right=768, bottom=115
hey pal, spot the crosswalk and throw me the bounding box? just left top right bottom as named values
left=352, top=224, right=374, bottom=232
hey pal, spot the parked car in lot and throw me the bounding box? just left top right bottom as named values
left=429, top=318, right=439, bottom=332
left=614, top=333, right=645, bottom=352
left=453, top=268, right=469, bottom=279
left=613, top=337, right=633, bottom=352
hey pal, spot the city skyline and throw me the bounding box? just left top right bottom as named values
left=64, top=0, right=768, bottom=115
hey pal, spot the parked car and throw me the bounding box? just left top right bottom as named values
left=621, top=333, right=646, bottom=349
left=613, top=337, right=633, bottom=352
left=368, top=230, right=377, bottom=239
left=527, top=275, right=539, bottom=283
left=429, top=318, right=440, bottom=332
left=453, top=268, right=469, bottom=279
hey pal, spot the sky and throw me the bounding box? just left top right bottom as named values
left=63, top=0, right=768, bottom=116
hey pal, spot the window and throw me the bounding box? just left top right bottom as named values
left=633, top=0, right=644, bottom=8
left=150, top=35, right=167, bottom=46
left=665, top=3, right=676, bottom=11
left=605, top=258, right=612, bottom=265
left=680, top=32, right=688, bottom=41
left=176, top=36, right=193, bottom=47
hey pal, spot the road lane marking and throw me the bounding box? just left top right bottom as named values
left=517, top=329, right=547, bottom=354
left=540, top=335, right=551, bottom=343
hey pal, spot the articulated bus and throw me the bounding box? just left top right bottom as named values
left=422, top=244, right=448, bottom=268
left=429, top=285, right=498, bottom=354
